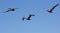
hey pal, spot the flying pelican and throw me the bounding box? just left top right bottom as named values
left=3, top=8, right=19, bottom=13
left=47, top=4, right=59, bottom=13
left=22, top=14, right=35, bottom=21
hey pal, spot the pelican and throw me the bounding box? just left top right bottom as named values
left=22, top=14, right=35, bottom=21
left=3, top=8, right=19, bottom=13
left=47, top=4, right=59, bottom=13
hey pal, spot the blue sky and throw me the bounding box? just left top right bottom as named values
left=0, top=0, right=60, bottom=33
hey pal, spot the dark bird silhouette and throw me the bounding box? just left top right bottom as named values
left=47, top=4, right=59, bottom=13
left=3, top=8, right=19, bottom=13
left=22, top=14, right=35, bottom=21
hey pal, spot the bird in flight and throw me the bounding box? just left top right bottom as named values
left=22, top=14, right=35, bottom=21
left=47, top=4, right=59, bottom=13
left=3, top=8, right=19, bottom=13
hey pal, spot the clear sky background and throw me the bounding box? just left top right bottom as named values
left=0, top=0, right=60, bottom=33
